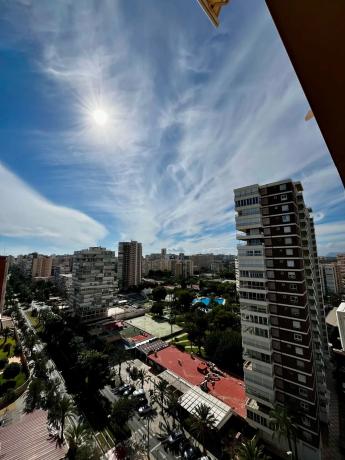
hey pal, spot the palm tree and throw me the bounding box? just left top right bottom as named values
left=25, top=378, right=45, bottom=412
left=269, top=406, right=298, bottom=460
left=165, top=388, right=180, bottom=428
left=138, top=368, right=148, bottom=388
left=190, top=403, right=216, bottom=454
left=236, top=436, right=270, bottom=460
left=65, top=419, right=91, bottom=460
left=48, top=395, right=76, bottom=443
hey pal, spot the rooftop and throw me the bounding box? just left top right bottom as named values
left=148, top=345, right=246, bottom=418
left=0, top=410, right=67, bottom=460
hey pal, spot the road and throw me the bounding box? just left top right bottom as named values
left=101, top=385, right=177, bottom=460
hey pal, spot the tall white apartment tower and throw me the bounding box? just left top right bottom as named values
left=234, top=180, right=329, bottom=460
left=118, top=241, right=142, bottom=289
left=70, top=247, right=116, bottom=321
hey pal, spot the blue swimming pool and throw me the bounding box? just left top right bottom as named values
left=192, top=297, right=225, bottom=307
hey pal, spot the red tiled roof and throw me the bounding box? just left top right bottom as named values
left=130, top=333, right=152, bottom=343
left=148, top=346, right=246, bottom=418
left=0, top=409, right=67, bottom=460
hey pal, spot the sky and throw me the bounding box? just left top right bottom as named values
left=0, top=0, right=344, bottom=257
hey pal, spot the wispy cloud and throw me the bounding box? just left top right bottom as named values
left=0, top=163, right=107, bottom=251
left=0, top=0, right=344, bottom=255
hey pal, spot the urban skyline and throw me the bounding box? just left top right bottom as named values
left=1, top=1, right=345, bottom=257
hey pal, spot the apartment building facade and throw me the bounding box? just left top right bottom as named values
left=31, top=253, right=53, bottom=278
left=0, top=256, right=9, bottom=315
left=319, top=262, right=342, bottom=295
left=336, top=253, right=345, bottom=293
left=118, top=241, right=142, bottom=289
left=70, top=247, right=116, bottom=321
left=235, top=180, right=329, bottom=460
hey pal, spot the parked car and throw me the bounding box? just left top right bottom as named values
left=183, top=446, right=202, bottom=460
left=118, top=384, right=132, bottom=395
left=123, top=385, right=135, bottom=396
left=138, top=404, right=153, bottom=416
left=135, top=395, right=148, bottom=408
left=132, top=388, right=145, bottom=397
left=198, top=456, right=210, bottom=460
left=167, top=430, right=185, bottom=446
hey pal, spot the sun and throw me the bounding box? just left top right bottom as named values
left=92, top=109, right=109, bottom=126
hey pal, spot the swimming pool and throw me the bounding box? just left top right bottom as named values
left=192, top=297, right=225, bottom=307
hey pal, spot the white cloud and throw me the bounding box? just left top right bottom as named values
left=0, top=163, right=107, bottom=251
left=2, top=1, right=345, bottom=255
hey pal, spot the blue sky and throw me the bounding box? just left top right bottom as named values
left=0, top=0, right=344, bottom=256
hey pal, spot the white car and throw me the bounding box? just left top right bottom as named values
left=133, top=388, right=145, bottom=397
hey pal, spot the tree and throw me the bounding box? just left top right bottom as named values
left=204, top=329, right=243, bottom=375
left=110, top=398, right=136, bottom=443
left=152, top=286, right=167, bottom=302
left=151, top=302, right=164, bottom=317
left=175, top=290, right=194, bottom=311
left=236, top=436, right=270, bottom=460
left=151, top=380, right=169, bottom=425
left=142, top=410, right=157, bottom=460
left=114, top=349, right=129, bottom=385
left=138, top=369, right=148, bottom=388
left=190, top=403, right=216, bottom=454
left=25, top=378, right=45, bottom=412
left=3, top=362, right=21, bottom=379
left=165, top=388, right=180, bottom=428
left=76, top=349, right=110, bottom=393
left=48, top=395, right=76, bottom=442
left=269, top=406, right=298, bottom=460
left=2, top=327, right=11, bottom=345
left=65, top=419, right=91, bottom=460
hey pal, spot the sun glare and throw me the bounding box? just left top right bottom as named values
left=92, top=109, right=109, bottom=126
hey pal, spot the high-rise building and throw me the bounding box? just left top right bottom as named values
left=0, top=256, right=9, bottom=315
left=171, top=258, right=194, bottom=279
left=235, top=180, right=329, bottom=460
left=319, top=262, right=342, bottom=295
left=52, top=254, right=73, bottom=276
left=70, top=247, right=116, bottom=320
left=31, top=253, right=53, bottom=278
left=336, top=253, right=345, bottom=293
left=118, top=241, right=142, bottom=289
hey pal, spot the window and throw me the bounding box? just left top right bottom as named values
left=291, top=308, right=300, bottom=317
left=271, top=316, right=278, bottom=325
left=299, top=388, right=308, bottom=398
left=300, top=401, right=308, bottom=410
left=298, top=374, right=307, bottom=384
left=302, top=417, right=311, bottom=427
left=280, top=184, right=287, bottom=191
left=290, top=296, right=299, bottom=304
left=281, top=194, right=288, bottom=201
left=303, top=431, right=312, bottom=442
left=294, top=333, right=302, bottom=342
left=288, top=272, right=296, bottom=279
left=282, top=204, right=289, bottom=212
left=282, top=215, right=290, bottom=223
left=290, top=284, right=297, bottom=290
left=287, top=260, right=295, bottom=267
left=285, top=237, right=292, bottom=244
left=295, top=347, right=304, bottom=356
left=284, top=226, right=291, bottom=233
left=293, top=321, right=301, bottom=329
left=297, top=360, right=305, bottom=369
left=286, top=248, right=293, bottom=256
left=266, top=260, right=274, bottom=268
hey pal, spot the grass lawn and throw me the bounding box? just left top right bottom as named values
left=0, top=337, right=16, bottom=360
left=0, top=370, right=27, bottom=388
left=168, top=333, right=205, bottom=357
